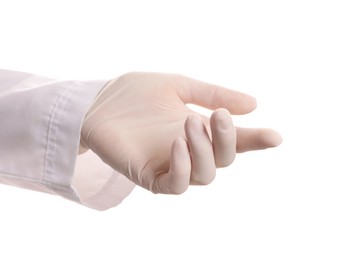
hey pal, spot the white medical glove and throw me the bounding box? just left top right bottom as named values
left=80, top=72, right=282, bottom=194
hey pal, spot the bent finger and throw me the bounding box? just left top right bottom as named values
left=185, top=114, right=216, bottom=185
left=151, top=137, right=191, bottom=194
left=210, top=108, right=236, bottom=167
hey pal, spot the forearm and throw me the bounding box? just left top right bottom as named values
left=0, top=69, right=135, bottom=210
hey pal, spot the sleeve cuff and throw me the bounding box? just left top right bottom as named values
left=42, top=79, right=135, bottom=210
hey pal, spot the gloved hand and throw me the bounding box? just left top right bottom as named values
left=80, top=72, right=282, bottom=194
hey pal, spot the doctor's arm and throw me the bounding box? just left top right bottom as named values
left=0, top=70, right=281, bottom=210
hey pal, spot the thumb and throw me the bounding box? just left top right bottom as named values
left=176, top=75, right=257, bottom=115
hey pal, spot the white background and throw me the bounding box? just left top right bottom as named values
left=0, top=0, right=356, bottom=259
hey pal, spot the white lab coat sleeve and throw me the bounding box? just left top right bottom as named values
left=0, top=69, right=135, bottom=210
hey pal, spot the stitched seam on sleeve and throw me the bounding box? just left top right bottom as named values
left=42, top=82, right=78, bottom=189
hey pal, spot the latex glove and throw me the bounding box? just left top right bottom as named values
left=80, top=72, right=282, bottom=194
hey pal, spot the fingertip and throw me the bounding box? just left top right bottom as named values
left=173, top=136, right=190, bottom=155
left=263, top=129, right=283, bottom=147
left=241, top=95, right=257, bottom=114
left=211, top=108, right=233, bottom=125
left=225, top=93, right=257, bottom=115
left=252, top=128, right=283, bottom=149
left=249, top=96, right=258, bottom=111
left=212, top=107, right=230, bottom=117
left=185, top=113, right=205, bottom=136
left=186, top=113, right=202, bottom=123
left=236, top=127, right=282, bottom=153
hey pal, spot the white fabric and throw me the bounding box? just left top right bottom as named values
left=0, top=69, right=135, bottom=210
